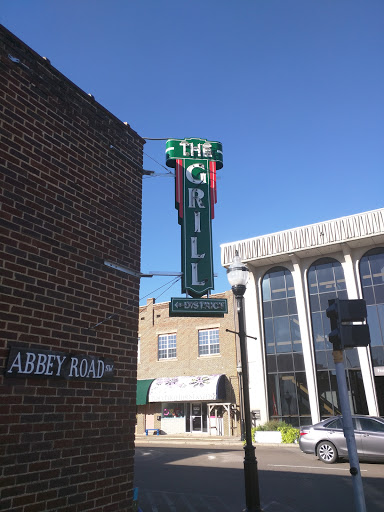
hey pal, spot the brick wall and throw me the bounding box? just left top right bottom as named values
left=0, top=25, right=144, bottom=511
left=137, top=291, right=242, bottom=435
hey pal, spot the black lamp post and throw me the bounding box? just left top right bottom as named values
left=227, top=251, right=263, bottom=512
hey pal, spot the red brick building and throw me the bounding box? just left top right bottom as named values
left=1, top=25, right=144, bottom=511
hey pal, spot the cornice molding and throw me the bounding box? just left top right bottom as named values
left=221, top=208, right=384, bottom=266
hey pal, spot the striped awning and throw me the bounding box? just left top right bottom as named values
left=136, top=379, right=155, bottom=405
left=148, top=374, right=226, bottom=403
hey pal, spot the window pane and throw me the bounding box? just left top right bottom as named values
left=287, top=298, right=298, bottom=315
left=280, top=375, right=298, bottom=416
left=263, top=301, right=272, bottom=318
left=367, top=305, right=382, bottom=347
left=262, top=276, right=271, bottom=301
left=371, top=346, right=384, bottom=366
left=289, top=315, right=301, bottom=344
left=344, top=348, right=359, bottom=369
left=277, top=354, right=293, bottom=372
left=316, top=351, right=328, bottom=370
left=309, top=294, right=320, bottom=312
left=334, top=264, right=346, bottom=291
left=362, top=286, right=375, bottom=305
left=272, top=299, right=288, bottom=317
left=264, top=317, right=275, bottom=354
left=319, top=291, right=337, bottom=310
left=317, top=264, right=336, bottom=293
left=270, top=271, right=286, bottom=300
left=378, top=304, right=384, bottom=335
left=312, top=312, right=325, bottom=344
left=359, top=257, right=372, bottom=286
left=293, top=352, right=305, bottom=371
left=274, top=316, right=290, bottom=343
left=268, top=374, right=280, bottom=416
left=317, top=371, right=336, bottom=416
left=375, top=285, right=384, bottom=304
left=286, top=272, right=295, bottom=298
left=295, top=372, right=310, bottom=415
left=267, top=354, right=277, bottom=373
left=308, top=268, right=318, bottom=294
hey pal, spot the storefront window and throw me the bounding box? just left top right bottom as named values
left=162, top=403, right=184, bottom=418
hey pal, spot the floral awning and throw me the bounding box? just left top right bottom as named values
left=148, top=374, right=226, bottom=403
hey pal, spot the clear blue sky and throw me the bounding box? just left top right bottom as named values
left=2, top=1, right=383, bottom=305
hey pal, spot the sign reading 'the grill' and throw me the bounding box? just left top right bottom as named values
left=5, top=346, right=114, bottom=381
left=166, top=138, right=223, bottom=298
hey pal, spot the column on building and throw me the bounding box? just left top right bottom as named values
left=244, top=271, right=268, bottom=424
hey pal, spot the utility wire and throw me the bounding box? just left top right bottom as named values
left=88, top=276, right=181, bottom=330
left=143, top=149, right=173, bottom=174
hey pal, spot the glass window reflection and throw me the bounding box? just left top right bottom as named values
left=262, top=267, right=306, bottom=426
left=308, top=258, right=367, bottom=417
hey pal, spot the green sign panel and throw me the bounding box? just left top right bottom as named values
left=166, top=138, right=223, bottom=297
left=169, top=298, right=228, bottom=317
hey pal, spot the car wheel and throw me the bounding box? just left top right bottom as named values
left=317, top=441, right=338, bottom=464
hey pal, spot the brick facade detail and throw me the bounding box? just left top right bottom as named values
left=1, top=25, right=144, bottom=512
left=137, top=291, right=241, bottom=437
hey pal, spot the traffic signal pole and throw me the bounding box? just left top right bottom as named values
left=326, top=299, right=371, bottom=512
left=333, top=349, right=367, bottom=512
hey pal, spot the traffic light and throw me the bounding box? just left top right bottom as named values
left=326, top=299, right=371, bottom=350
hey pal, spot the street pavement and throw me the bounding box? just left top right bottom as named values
left=134, top=435, right=384, bottom=512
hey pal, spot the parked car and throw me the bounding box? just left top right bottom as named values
left=299, top=415, right=384, bottom=463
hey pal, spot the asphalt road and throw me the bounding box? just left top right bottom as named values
left=134, top=442, right=384, bottom=512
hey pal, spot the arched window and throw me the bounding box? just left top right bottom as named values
left=308, top=258, right=368, bottom=418
left=262, top=267, right=310, bottom=427
left=359, top=248, right=384, bottom=415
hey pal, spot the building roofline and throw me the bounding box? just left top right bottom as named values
left=221, top=207, right=384, bottom=267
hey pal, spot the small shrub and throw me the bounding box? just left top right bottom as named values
left=255, top=420, right=288, bottom=432
left=278, top=425, right=300, bottom=444
left=252, top=421, right=299, bottom=443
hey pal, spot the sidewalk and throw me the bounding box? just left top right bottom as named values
left=135, top=432, right=242, bottom=445
left=135, top=432, right=299, bottom=447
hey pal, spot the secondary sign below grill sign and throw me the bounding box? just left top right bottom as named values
left=5, top=346, right=114, bottom=381
left=169, top=298, right=228, bottom=317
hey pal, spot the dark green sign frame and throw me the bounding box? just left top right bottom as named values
left=166, top=138, right=223, bottom=298
left=169, top=298, right=228, bottom=317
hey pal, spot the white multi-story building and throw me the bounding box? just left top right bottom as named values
left=221, top=208, right=384, bottom=427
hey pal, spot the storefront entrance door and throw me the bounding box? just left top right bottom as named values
left=191, top=403, right=202, bottom=432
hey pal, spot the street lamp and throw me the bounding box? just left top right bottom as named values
left=227, top=251, right=263, bottom=512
